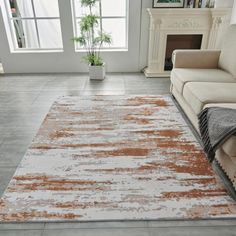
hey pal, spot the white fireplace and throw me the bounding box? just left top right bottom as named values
left=144, top=8, right=231, bottom=78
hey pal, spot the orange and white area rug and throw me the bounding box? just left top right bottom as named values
left=0, top=95, right=236, bottom=222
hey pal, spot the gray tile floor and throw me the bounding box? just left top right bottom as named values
left=0, top=73, right=235, bottom=235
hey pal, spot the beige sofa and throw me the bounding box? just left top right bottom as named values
left=170, top=25, right=236, bottom=190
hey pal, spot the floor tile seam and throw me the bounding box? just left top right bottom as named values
left=0, top=139, right=4, bottom=147
left=148, top=224, right=236, bottom=229
left=42, top=226, right=149, bottom=230
left=0, top=90, right=44, bottom=93
left=0, top=228, right=43, bottom=232
left=82, top=77, right=91, bottom=91
left=40, top=85, right=85, bottom=89
left=2, top=139, right=35, bottom=155
left=124, top=86, right=169, bottom=90
left=1, top=124, right=40, bottom=128
left=83, top=85, right=125, bottom=89
left=30, top=90, right=44, bottom=106
left=124, top=90, right=149, bottom=94
left=41, top=223, right=46, bottom=236
left=41, top=224, right=236, bottom=230
left=33, top=78, right=59, bottom=99
left=82, top=91, right=126, bottom=94
left=0, top=165, right=19, bottom=168
left=85, top=82, right=125, bottom=89
left=81, top=78, right=89, bottom=91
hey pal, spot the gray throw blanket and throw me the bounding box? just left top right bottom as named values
left=198, top=107, right=236, bottom=163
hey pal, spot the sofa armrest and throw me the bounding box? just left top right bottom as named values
left=172, top=50, right=221, bottom=69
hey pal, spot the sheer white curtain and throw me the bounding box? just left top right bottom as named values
left=16, top=0, right=62, bottom=48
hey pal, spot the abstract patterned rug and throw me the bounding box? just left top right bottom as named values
left=0, top=95, right=236, bottom=222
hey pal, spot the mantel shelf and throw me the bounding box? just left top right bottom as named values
left=147, top=8, right=231, bottom=13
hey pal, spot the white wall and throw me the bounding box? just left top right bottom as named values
left=231, top=0, right=236, bottom=24
left=2, top=0, right=231, bottom=74
left=139, top=0, right=152, bottom=71
left=0, top=0, right=151, bottom=74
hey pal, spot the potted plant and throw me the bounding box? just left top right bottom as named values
left=73, top=0, right=112, bottom=80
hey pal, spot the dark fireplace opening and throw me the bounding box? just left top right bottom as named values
left=165, top=34, right=203, bottom=71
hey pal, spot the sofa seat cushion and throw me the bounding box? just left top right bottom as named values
left=215, top=148, right=236, bottom=184
left=223, top=136, right=236, bottom=159
left=171, top=68, right=235, bottom=94
left=183, top=82, right=236, bottom=115
left=203, top=103, right=236, bottom=164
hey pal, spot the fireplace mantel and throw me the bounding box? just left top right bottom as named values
left=144, top=8, right=231, bottom=78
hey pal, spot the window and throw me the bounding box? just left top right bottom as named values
left=4, top=0, right=63, bottom=50
left=72, top=0, right=128, bottom=50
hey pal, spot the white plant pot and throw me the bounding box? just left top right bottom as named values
left=89, top=63, right=106, bottom=80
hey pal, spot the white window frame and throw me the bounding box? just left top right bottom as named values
left=71, top=0, right=129, bottom=51
left=3, top=0, right=63, bottom=51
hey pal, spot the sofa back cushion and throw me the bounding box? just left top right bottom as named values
left=218, top=26, right=236, bottom=78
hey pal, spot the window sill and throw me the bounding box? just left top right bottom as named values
left=75, top=48, right=128, bottom=53
left=10, top=49, right=64, bottom=54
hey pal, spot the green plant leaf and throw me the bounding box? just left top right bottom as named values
left=72, top=36, right=86, bottom=46
left=80, top=15, right=98, bottom=32
left=72, top=0, right=113, bottom=65
left=82, top=54, right=103, bottom=66
left=95, top=32, right=112, bottom=45
left=80, top=0, right=98, bottom=7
